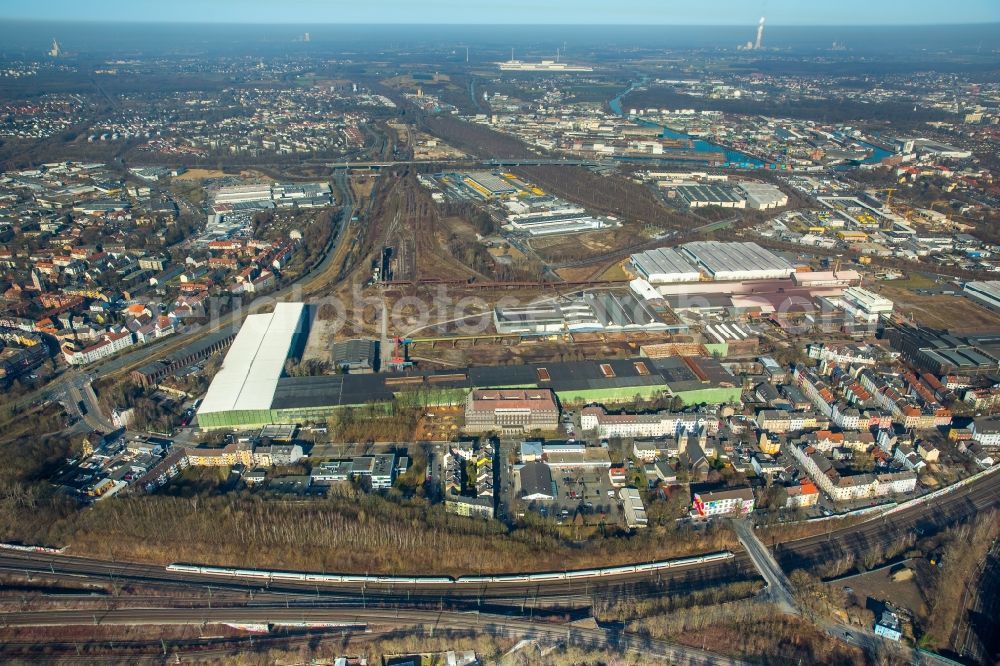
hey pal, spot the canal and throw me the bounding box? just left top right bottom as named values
left=609, top=81, right=765, bottom=168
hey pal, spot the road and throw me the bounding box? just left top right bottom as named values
left=773, top=465, right=1000, bottom=572
left=731, top=519, right=796, bottom=613
left=733, top=517, right=962, bottom=666
left=6, top=170, right=359, bottom=425
left=820, top=620, right=957, bottom=666
left=0, top=467, right=994, bottom=607
left=0, top=467, right=995, bottom=662
left=0, top=605, right=751, bottom=666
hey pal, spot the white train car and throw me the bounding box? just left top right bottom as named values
left=166, top=551, right=734, bottom=587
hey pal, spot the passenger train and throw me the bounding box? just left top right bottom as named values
left=166, top=551, right=734, bottom=585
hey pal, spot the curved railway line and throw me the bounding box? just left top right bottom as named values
left=0, top=606, right=753, bottom=666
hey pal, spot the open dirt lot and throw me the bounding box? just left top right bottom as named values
left=875, top=287, right=1000, bottom=332
left=408, top=331, right=677, bottom=368
left=828, top=559, right=929, bottom=621
left=529, top=228, right=640, bottom=262
left=414, top=405, right=463, bottom=441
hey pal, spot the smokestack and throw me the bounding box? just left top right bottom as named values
left=755, top=17, right=765, bottom=50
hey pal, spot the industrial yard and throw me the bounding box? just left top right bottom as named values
left=2, top=12, right=1000, bottom=666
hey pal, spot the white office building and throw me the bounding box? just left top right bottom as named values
left=840, top=287, right=894, bottom=322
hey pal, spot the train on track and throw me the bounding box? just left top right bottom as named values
left=0, top=542, right=66, bottom=555
left=166, top=551, right=733, bottom=585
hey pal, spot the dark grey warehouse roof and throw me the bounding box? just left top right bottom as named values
left=267, top=356, right=730, bottom=411
left=332, top=338, right=377, bottom=366
left=519, top=461, right=553, bottom=498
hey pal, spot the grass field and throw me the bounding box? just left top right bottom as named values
left=597, top=262, right=630, bottom=281
left=882, top=272, right=937, bottom=290
left=172, top=168, right=226, bottom=181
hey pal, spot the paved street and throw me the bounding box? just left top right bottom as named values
left=731, top=518, right=797, bottom=613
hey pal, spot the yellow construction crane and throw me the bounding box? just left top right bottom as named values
left=876, top=187, right=897, bottom=209
left=872, top=187, right=906, bottom=230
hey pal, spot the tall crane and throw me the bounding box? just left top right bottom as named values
left=877, top=187, right=897, bottom=209
left=873, top=188, right=902, bottom=229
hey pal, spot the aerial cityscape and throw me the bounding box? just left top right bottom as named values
left=0, top=1, right=999, bottom=664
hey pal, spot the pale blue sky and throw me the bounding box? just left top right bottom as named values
left=2, top=0, right=999, bottom=25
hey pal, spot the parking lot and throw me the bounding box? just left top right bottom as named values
left=548, top=467, right=619, bottom=524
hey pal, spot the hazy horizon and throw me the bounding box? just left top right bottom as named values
left=2, top=0, right=999, bottom=26
left=3, top=21, right=999, bottom=59
left=5, top=18, right=1000, bottom=27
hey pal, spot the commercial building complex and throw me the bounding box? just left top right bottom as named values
left=309, top=454, right=400, bottom=489
left=132, top=329, right=236, bottom=388
left=675, top=184, right=747, bottom=209
left=197, top=311, right=726, bottom=428
left=679, top=241, right=795, bottom=281
left=657, top=355, right=744, bottom=406
left=505, top=205, right=613, bottom=236
left=963, top=281, right=1000, bottom=312
left=464, top=389, right=559, bottom=434
left=498, top=59, right=593, bottom=73
left=518, top=461, right=555, bottom=500
left=884, top=325, right=1000, bottom=376
left=629, top=241, right=795, bottom=284
left=738, top=182, right=789, bottom=209
left=332, top=338, right=378, bottom=373
left=211, top=182, right=332, bottom=214
left=461, top=172, right=517, bottom=198
left=619, top=487, right=648, bottom=528
left=195, top=302, right=308, bottom=429
left=492, top=292, right=680, bottom=335
left=667, top=182, right=786, bottom=210
left=629, top=247, right=702, bottom=284
left=839, top=287, right=894, bottom=322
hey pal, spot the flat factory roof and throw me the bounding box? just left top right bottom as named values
left=680, top=241, right=793, bottom=276
left=198, top=302, right=306, bottom=416
left=631, top=247, right=700, bottom=278
left=268, top=357, right=682, bottom=411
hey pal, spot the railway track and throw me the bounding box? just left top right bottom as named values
left=0, top=550, right=757, bottom=608
left=0, top=605, right=753, bottom=666
left=0, top=627, right=381, bottom=664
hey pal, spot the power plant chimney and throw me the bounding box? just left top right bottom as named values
left=755, top=17, right=765, bottom=50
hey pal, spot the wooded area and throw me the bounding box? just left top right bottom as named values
left=629, top=600, right=867, bottom=665
left=420, top=116, right=535, bottom=159
left=0, top=426, right=738, bottom=576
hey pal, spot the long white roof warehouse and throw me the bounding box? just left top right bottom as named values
left=197, top=302, right=307, bottom=420
left=679, top=241, right=795, bottom=281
